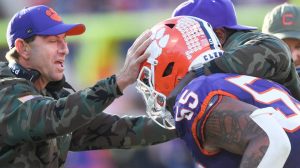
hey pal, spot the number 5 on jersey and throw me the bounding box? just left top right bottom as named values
left=175, top=89, right=198, bottom=122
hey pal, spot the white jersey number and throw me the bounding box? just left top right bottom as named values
left=227, top=75, right=300, bottom=132
left=175, top=89, right=198, bottom=122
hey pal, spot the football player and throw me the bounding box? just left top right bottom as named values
left=137, top=16, right=299, bottom=167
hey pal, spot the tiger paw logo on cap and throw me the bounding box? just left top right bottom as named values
left=46, top=8, right=62, bottom=22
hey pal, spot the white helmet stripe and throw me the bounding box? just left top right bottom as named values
left=199, top=19, right=221, bottom=50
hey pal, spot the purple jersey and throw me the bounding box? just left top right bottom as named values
left=174, top=73, right=300, bottom=168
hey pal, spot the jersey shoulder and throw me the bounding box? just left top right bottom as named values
left=183, top=73, right=234, bottom=92
left=175, top=73, right=237, bottom=112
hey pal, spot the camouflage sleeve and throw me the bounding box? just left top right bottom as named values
left=69, top=112, right=178, bottom=150
left=204, top=35, right=300, bottom=100
left=207, top=36, right=291, bottom=82
left=1, top=75, right=122, bottom=145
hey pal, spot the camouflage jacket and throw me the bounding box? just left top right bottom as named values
left=0, top=62, right=177, bottom=168
left=204, top=31, right=300, bottom=100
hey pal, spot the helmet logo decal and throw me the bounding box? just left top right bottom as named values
left=176, top=17, right=207, bottom=60
left=46, top=8, right=62, bottom=22
left=145, top=27, right=169, bottom=64
left=282, top=12, right=296, bottom=26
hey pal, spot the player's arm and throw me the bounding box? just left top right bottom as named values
left=204, top=96, right=291, bottom=168
left=69, top=112, right=177, bottom=150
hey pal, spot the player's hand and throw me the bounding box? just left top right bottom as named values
left=116, top=30, right=152, bottom=92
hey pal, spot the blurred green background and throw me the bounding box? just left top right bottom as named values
left=0, top=1, right=298, bottom=88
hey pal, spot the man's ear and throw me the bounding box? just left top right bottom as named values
left=15, top=38, right=30, bottom=59
left=214, top=28, right=227, bottom=45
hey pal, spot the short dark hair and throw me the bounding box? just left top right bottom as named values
left=224, top=28, right=238, bottom=37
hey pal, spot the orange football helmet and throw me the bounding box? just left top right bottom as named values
left=136, top=16, right=223, bottom=129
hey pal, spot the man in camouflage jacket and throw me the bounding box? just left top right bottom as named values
left=171, top=0, right=300, bottom=100
left=1, top=5, right=177, bottom=168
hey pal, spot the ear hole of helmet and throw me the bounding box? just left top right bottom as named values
left=165, top=24, right=175, bottom=29
left=163, top=62, right=174, bottom=77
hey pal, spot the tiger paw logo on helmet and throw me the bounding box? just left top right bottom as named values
left=46, top=8, right=62, bottom=22
left=145, top=28, right=170, bottom=62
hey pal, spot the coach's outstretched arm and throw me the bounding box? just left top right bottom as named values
left=69, top=112, right=178, bottom=150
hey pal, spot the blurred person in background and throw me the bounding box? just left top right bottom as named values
left=1, top=5, right=177, bottom=168
left=262, top=3, right=300, bottom=75
left=170, top=0, right=300, bottom=103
